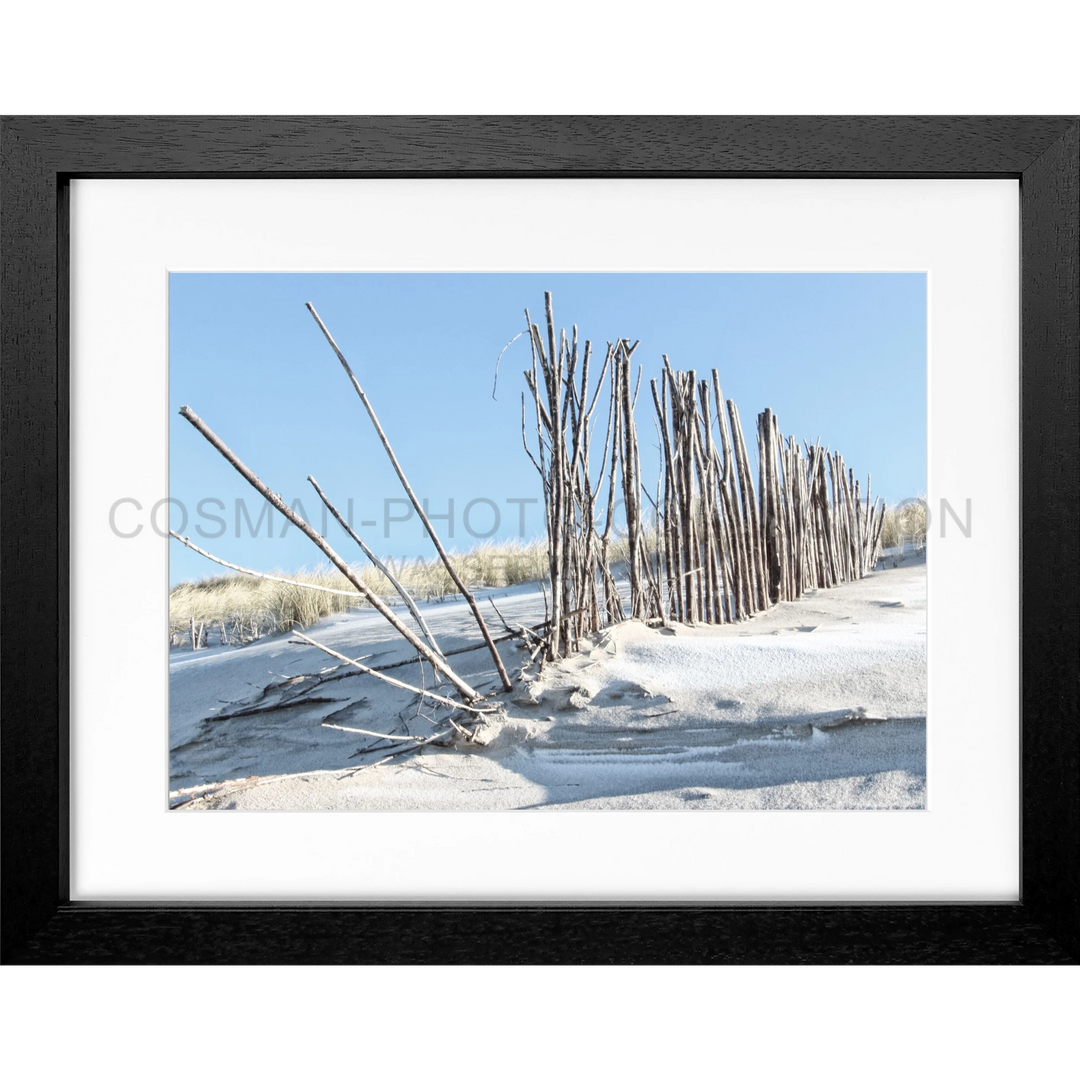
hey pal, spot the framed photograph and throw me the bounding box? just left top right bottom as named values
left=2, top=116, right=1077, bottom=962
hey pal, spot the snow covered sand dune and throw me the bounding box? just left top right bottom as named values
left=171, top=554, right=926, bottom=810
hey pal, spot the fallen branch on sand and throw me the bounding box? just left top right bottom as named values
left=321, top=722, right=430, bottom=741
left=335, top=728, right=455, bottom=777
left=206, top=695, right=341, bottom=721
left=315, top=629, right=535, bottom=682
left=290, top=631, right=499, bottom=717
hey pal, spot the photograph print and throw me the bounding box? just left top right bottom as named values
left=167, top=272, right=927, bottom=811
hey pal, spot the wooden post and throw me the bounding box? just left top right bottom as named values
left=712, top=373, right=749, bottom=619
left=651, top=380, right=678, bottom=621
left=757, top=409, right=781, bottom=604
left=760, top=406, right=786, bottom=604
left=600, top=357, right=625, bottom=625
left=697, top=380, right=729, bottom=623
left=773, top=415, right=793, bottom=600
left=727, top=398, right=767, bottom=611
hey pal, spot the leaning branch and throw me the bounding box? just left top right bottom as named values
left=306, top=304, right=513, bottom=693
left=307, top=474, right=444, bottom=659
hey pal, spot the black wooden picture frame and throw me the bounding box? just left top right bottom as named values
left=1, top=116, right=1077, bottom=964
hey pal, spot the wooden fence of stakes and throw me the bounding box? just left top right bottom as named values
left=523, top=293, right=887, bottom=659
left=647, top=367, right=885, bottom=624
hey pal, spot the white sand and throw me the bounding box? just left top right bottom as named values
left=171, top=554, right=926, bottom=811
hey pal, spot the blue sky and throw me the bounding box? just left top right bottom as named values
left=169, top=272, right=925, bottom=585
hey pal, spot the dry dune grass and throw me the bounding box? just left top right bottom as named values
left=170, top=538, right=549, bottom=647
left=879, top=499, right=928, bottom=551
